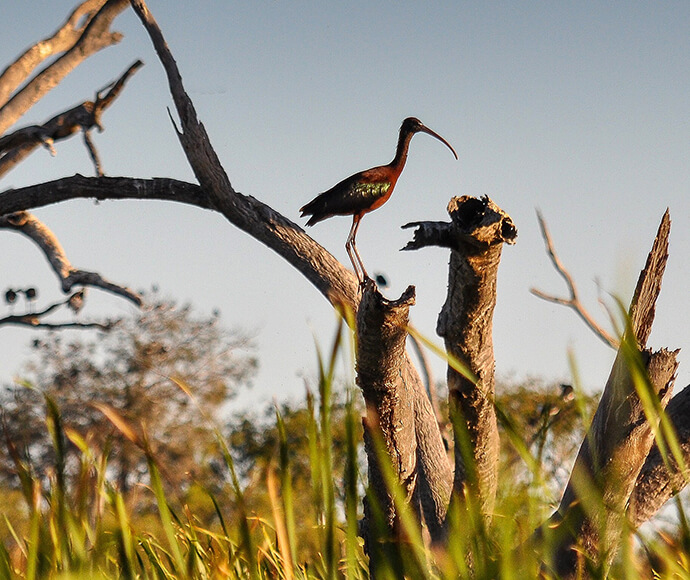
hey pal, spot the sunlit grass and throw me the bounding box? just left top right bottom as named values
left=0, top=322, right=688, bottom=579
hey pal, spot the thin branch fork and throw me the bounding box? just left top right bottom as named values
left=545, top=210, right=678, bottom=579
left=530, top=210, right=619, bottom=349
left=0, top=210, right=141, bottom=305
left=0, top=60, right=143, bottom=178
left=0, top=290, right=115, bottom=332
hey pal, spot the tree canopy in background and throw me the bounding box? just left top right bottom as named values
left=0, top=290, right=257, bottom=500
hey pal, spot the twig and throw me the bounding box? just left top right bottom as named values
left=82, top=130, right=103, bottom=176
left=0, top=211, right=141, bottom=305
left=530, top=210, right=619, bottom=349
left=0, top=317, right=114, bottom=331
left=0, top=60, right=143, bottom=177
left=0, top=0, right=129, bottom=135
left=0, top=0, right=109, bottom=106
left=0, top=291, right=116, bottom=331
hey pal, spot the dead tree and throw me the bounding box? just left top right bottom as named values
left=1, top=2, right=688, bottom=578
left=537, top=212, right=680, bottom=578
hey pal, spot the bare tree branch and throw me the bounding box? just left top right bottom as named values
left=531, top=209, right=619, bottom=349
left=629, top=382, right=690, bottom=528
left=0, top=210, right=141, bottom=305
left=545, top=210, right=679, bottom=578
left=0, top=60, right=143, bottom=178
left=0, top=0, right=109, bottom=106
left=405, top=196, right=517, bottom=519
left=0, top=319, right=113, bottom=331
left=0, top=175, right=205, bottom=214
left=129, top=0, right=362, bottom=310
left=0, top=0, right=129, bottom=135
left=128, top=0, right=454, bottom=547
left=0, top=289, right=115, bottom=331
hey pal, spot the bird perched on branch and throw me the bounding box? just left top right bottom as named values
left=300, top=117, right=457, bottom=283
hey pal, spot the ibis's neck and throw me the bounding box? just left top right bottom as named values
left=390, top=129, right=415, bottom=170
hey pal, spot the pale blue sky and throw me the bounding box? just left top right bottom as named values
left=2, top=2, right=689, bottom=407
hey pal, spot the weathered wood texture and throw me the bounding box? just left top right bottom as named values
left=629, top=381, right=690, bottom=528
left=0, top=60, right=142, bottom=178
left=548, top=212, right=679, bottom=579
left=0, top=0, right=128, bottom=134
left=405, top=195, right=517, bottom=515
left=412, top=373, right=453, bottom=541
left=357, top=282, right=417, bottom=569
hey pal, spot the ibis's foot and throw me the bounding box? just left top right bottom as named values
left=358, top=275, right=373, bottom=292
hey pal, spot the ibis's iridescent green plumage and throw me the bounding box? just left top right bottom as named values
left=300, top=117, right=457, bottom=282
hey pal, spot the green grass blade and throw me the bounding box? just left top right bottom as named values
left=112, top=490, right=136, bottom=580
left=344, top=387, right=361, bottom=579
left=0, top=540, right=12, bottom=580
left=317, top=325, right=339, bottom=580
left=276, top=406, right=298, bottom=571
left=146, top=453, right=186, bottom=574
left=215, top=432, right=259, bottom=579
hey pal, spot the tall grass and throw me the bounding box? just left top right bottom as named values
left=0, top=322, right=688, bottom=579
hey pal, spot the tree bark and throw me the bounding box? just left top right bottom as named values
left=0, top=0, right=128, bottom=134
left=546, top=211, right=679, bottom=579
left=629, top=382, right=690, bottom=528
left=412, top=373, right=453, bottom=542
left=404, top=195, right=517, bottom=516
left=0, top=0, right=109, bottom=106
left=357, top=282, right=418, bottom=572
left=548, top=349, right=677, bottom=578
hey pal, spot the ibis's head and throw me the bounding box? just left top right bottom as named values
left=401, top=117, right=458, bottom=160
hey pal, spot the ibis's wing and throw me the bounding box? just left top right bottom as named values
left=300, top=167, right=391, bottom=226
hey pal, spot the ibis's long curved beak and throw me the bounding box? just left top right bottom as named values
left=420, top=125, right=458, bottom=160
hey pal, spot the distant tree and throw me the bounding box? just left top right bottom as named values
left=224, top=390, right=360, bottom=555
left=494, top=380, right=597, bottom=515
left=0, top=290, right=257, bottom=499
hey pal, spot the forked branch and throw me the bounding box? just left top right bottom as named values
left=0, top=60, right=143, bottom=177
left=530, top=210, right=619, bottom=349
left=0, top=0, right=129, bottom=135
left=0, top=289, right=115, bottom=331
left=0, top=211, right=141, bottom=305
left=545, top=210, right=678, bottom=579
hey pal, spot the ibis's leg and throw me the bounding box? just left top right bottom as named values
left=345, top=216, right=362, bottom=282
left=345, top=215, right=368, bottom=283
